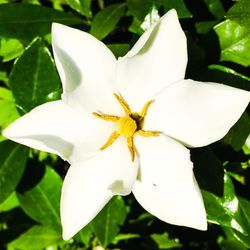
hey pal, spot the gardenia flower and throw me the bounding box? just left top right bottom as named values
left=3, top=9, right=250, bottom=240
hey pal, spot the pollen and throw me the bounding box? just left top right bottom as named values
left=92, top=93, right=160, bottom=161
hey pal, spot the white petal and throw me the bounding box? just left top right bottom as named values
left=117, top=9, right=187, bottom=111
left=133, top=135, right=207, bottom=230
left=3, top=100, right=115, bottom=163
left=144, top=79, right=250, bottom=147
left=52, top=23, right=122, bottom=115
left=61, top=138, right=139, bottom=240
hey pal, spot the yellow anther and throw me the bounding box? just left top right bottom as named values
left=138, top=130, right=160, bottom=137
left=100, top=131, right=119, bottom=150
left=116, top=116, right=137, bottom=138
left=127, top=137, right=135, bottom=162
left=92, top=112, right=120, bottom=122
left=140, top=100, right=154, bottom=118
left=114, top=93, right=131, bottom=115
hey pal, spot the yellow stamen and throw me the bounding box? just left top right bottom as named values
left=140, top=100, right=153, bottom=118
left=93, top=93, right=160, bottom=162
left=127, top=137, right=135, bottom=162
left=93, top=112, right=120, bottom=122
left=113, top=93, right=131, bottom=115
left=116, top=116, right=137, bottom=138
left=138, top=130, right=160, bottom=137
left=100, top=131, right=119, bottom=150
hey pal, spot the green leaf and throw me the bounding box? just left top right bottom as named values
left=112, top=233, right=140, bottom=244
left=226, top=0, right=250, bottom=28
left=0, top=140, right=28, bottom=204
left=107, top=44, right=130, bottom=58
left=0, top=38, right=24, bottom=62
left=0, top=192, right=19, bottom=212
left=65, top=0, right=92, bottom=18
left=150, top=233, right=182, bottom=249
left=203, top=0, right=225, bottom=19
left=140, top=5, right=160, bottom=32
left=91, top=4, right=126, bottom=40
left=92, top=196, right=127, bottom=247
left=75, top=224, right=93, bottom=246
left=8, top=225, right=61, bottom=250
left=214, top=20, right=250, bottom=67
left=222, top=112, right=250, bottom=151
left=9, top=37, right=61, bottom=113
left=127, top=0, right=192, bottom=21
left=202, top=173, right=248, bottom=234
left=0, top=3, right=82, bottom=41
left=0, top=87, right=19, bottom=130
left=17, top=166, right=62, bottom=232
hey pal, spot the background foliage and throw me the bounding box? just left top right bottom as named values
left=0, top=0, right=250, bottom=249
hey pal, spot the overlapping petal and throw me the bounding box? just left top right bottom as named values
left=117, top=9, right=187, bottom=111
left=61, top=138, right=139, bottom=240
left=144, top=79, right=250, bottom=147
left=3, top=100, right=115, bottom=163
left=52, top=23, right=123, bottom=115
left=133, top=135, right=207, bottom=230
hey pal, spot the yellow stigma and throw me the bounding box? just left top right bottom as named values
left=92, top=93, right=160, bottom=161
left=116, top=116, right=137, bottom=138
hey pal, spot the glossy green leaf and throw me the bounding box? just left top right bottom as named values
left=92, top=196, right=127, bottom=247
left=220, top=197, right=250, bottom=248
left=214, top=20, right=250, bottom=67
left=8, top=225, right=61, bottom=250
left=0, top=87, right=19, bottom=130
left=127, top=0, right=192, bottom=21
left=0, top=3, right=82, bottom=41
left=202, top=173, right=248, bottom=234
left=17, top=166, right=62, bottom=232
left=226, top=0, right=250, bottom=28
left=0, top=141, right=28, bottom=204
left=151, top=233, right=182, bottom=249
left=9, top=37, right=61, bottom=113
left=0, top=192, right=19, bottom=212
left=91, top=4, right=126, bottom=40
left=112, top=233, right=140, bottom=244
left=65, top=0, right=92, bottom=18
left=222, top=112, right=250, bottom=151
left=0, top=38, right=24, bottom=62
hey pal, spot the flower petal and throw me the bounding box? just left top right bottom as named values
left=52, top=23, right=122, bottom=115
left=61, top=138, right=139, bottom=240
left=144, top=79, right=250, bottom=147
left=3, top=100, right=115, bottom=163
left=117, top=9, right=187, bottom=111
left=133, top=135, right=207, bottom=230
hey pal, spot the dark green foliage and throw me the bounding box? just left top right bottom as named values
left=0, top=0, right=250, bottom=249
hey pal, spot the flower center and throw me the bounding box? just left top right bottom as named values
left=116, top=116, right=137, bottom=138
left=93, top=93, right=159, bottom=161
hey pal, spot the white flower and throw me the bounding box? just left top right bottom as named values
left=3, top=9, right=250, bottom=240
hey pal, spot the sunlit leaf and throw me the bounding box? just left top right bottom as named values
left=8, top=225, right=61, bottom=250
left=65, top=0, right=92, bottom=18
left=202, top=173, right=248, bottom=234
left=17, top=166, right=62, bottom=232
left=91, top=3, right=126, bottom=40
left=214, top=20, right=250, bottom=67
left=0, top=192, right=19, bottom=212
left=9, top=37, right=61, bottom=113
left=151, top=233, right=182, bottom=249
left=226, top=0, right=250, bottom=28
left=0, top=3, right=82, bottom=41
left=0, top=38, right=24, bottom=62
left=92, top=196, right=127, bottom=247
left=0, top=141, right=28, bottom=204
